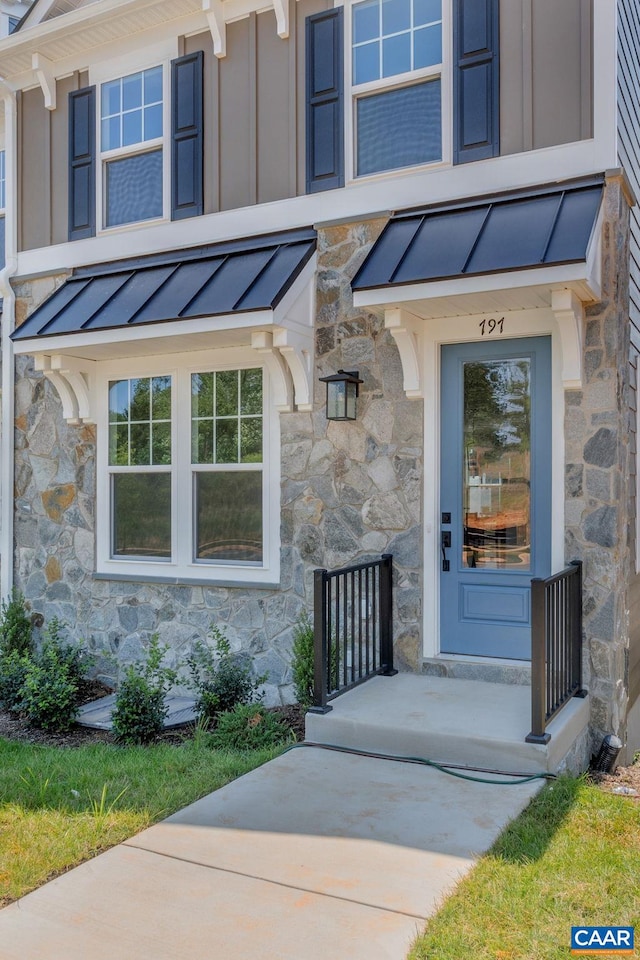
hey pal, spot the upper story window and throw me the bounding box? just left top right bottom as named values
left=69, top=50, right=203, bottom=240
left=8, top=15, right=19, bottom=33
left=100, top=66, right=164, bottom=228
left=351, top=0, right=443, bottom=176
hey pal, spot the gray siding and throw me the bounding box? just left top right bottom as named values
left=500, top=0, right=592, bottom=156
left=18, top=1, right=593, bottom=251
left=19, top=87, right=49, bottom=251
left=618, top=0, right=640, bottom=714
left=186, top=0, right=327, bottom=216
left=629, top=354, right=640, bottom=708
left=20, top=74, right=82, bottom=252
left=618, top=0, right=640, bottom=343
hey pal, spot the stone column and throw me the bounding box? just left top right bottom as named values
left=564, top=175, right=633, bottom=747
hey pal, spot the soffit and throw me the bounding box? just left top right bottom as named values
left=0, top=0, right=202, bottom=81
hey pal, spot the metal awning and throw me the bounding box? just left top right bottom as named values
left=352, top=177, right=603, bottom=294
left=12, top=228, right=317, bottom=423
left=13, top=227, right=316, bottom=343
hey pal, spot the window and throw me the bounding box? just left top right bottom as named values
left=191, top=370, right=263, bottom=564
left=351, top=0, right=443, bottom=176
left=98, top=352, right=278, bottom=584
left=8, top=15, right=19, bottom=33
left=100, top=66, right=164, bottom=227
left=109, top=376, right=172, bottom=558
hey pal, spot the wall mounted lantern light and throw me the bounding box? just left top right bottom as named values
left=319, top=369, right=363, bottom=421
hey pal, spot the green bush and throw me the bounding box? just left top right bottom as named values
left=291, top=613, right=314, bottom=709
left=21, top=626, right=81, bottom=733
left=187, top=626, right=265, bottom=724
left=0, top=650, right=30, bottom=713
left=289, top=613, right=339, bottom=707
left=0, top=591, right=34, bottom=712
left=112, top=635, right=177, bottom=745
left=210, top=704, right=291, bottom=751
left=0, top=589, right=33, bottom=658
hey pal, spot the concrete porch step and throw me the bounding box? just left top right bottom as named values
left=305, top=674, right=590, bottom=774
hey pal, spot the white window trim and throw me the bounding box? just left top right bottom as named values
left=90, top=39, right=177, bottom=235
left=95, top=347, right=281, bottom=586
left=345, top=0, right=452, bottom=184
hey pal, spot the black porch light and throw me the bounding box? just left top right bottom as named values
left=319, top=369, right=363, bottom=421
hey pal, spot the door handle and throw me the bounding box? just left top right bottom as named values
left=441, top=531, right=451, bottom=572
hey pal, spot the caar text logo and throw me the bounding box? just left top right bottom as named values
left=571, top=927, right=635, bottom=954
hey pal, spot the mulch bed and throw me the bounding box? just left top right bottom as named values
left=589, top=762, right=640, bottom=797
left=0, top=681, right=307, bottom=748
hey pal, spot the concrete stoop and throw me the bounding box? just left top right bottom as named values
left=305, top=673, right=591, bottom=775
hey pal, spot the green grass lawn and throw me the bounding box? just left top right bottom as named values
left=0, top=736, right=279, bottom=906
left=409, top=776, right=640, bottom=960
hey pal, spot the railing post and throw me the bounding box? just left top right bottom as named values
left=380, top=553, right=398, bottom=677
left=309, top=567, right=332, bottom=714
left=570, top=560, right=588, bottom=699
left=526, top=576, right=551, bottom=744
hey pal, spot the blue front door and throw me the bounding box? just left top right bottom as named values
left=440, top=337, right=551, bottom=659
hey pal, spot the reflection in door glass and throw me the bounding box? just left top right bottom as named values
left=462, top=359, right=531, bottom=570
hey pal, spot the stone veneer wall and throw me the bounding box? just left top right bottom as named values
left=565, top=175, right=635, bottom=751
left=10, top=216, right=423, bottom=702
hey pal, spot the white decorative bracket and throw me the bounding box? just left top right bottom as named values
left=273, top=327, right=313, bottom=411
left=272, top=0, right=289, bottom=38
left=203, top=0, right=226, bottom=58
left=34, top=354, right=95, bottom=424
left=552, top=289, right=584, bottom=390
left=251, top=331, right=292, bottom=412
left=32, top=53, right=56, bottom=111
left=384, top=307, right=424, bottom=398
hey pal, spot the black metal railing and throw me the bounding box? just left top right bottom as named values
left=310, top=554, right=397, bottom=713
left=526, top=560, right=586, bottom=743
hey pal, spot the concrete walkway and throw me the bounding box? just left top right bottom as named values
left=0, top=745, right=543, bottom=960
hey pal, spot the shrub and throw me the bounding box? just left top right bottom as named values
left=0, top=589, right=32, bottom=658
left=112, top=635, right=177, bottom=745
left=0, top=650, right=30, bottom=713
left=289, top=613, right=339, bottom=708
left=210, top=704, right=291, bottom=751
left=0, top=591, right=34, bottom=711
left=187, top=626, right=265, bottom=724
left=291, top=613, right=314, bottom=709
left=20, top=622, right=83, bottom=733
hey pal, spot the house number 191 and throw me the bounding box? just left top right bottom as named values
left=479, top=317, right=505, bottom=336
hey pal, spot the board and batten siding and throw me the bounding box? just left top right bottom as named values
left=18, top=0, right=593, bottom=252
left=185, top=0, right=329, bottom=217
left=500, top=0, right=592, bottom=157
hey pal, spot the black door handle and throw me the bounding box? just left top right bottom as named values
left=441, top=531, right=451, bottom=572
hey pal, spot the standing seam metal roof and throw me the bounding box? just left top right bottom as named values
left=352, top=177, right=604, bottom=292
left=12, top=227, right=317, bottom=341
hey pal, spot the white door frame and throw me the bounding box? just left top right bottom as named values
left=420, top=307, right=567, bottom=660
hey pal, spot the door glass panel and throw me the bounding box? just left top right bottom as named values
left=462, top=358, right=531, bottom=570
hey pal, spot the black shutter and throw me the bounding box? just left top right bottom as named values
left=453, top=0, right=499, bottom=164
left=68, top=86, right=96, bottom=241
left=171, top=51, right=204, bottom=221
left=306, top=8, right=344, bottom=194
